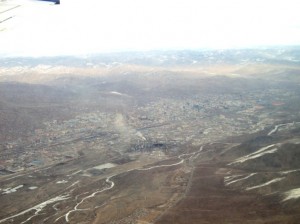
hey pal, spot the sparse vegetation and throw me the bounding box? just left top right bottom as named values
left=0, top=48, right=300, bottom=223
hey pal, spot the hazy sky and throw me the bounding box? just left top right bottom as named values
left=1, top=0, right=300, bottom=56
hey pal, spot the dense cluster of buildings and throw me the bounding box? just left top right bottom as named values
left=0, top=88, right=293, bottom=173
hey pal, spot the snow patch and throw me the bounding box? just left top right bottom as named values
left=224, top=174, right=244, bottom=182
left=268, top=122, right=299, bottom=136
left=2, top=185, right=24, bottom=194
left=225, top=173, right=256, bottom=186
left=229, top=144, right=277, bottom=165
left=0, top=194, right=70, bottom=223
left=109, top=91, right=124, bottom=96
left=29, top=186, right=38, bottom=190
left=66, top=181, right=80, bottom=189
left=280, top=169, right=300, bottom=175
left=93, top=163, right=116, bottom=170
left=68, top=170, right=82, bottom=176
left=56, top=180, right=68, bottom=184
left=246, top=177, right=285, bottom=191
left=283, top=188, right=300, bottom=201
left=268, top=124, right=286, bottom=136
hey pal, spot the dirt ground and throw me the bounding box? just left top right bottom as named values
left=155, top=163, right=300, bottom=224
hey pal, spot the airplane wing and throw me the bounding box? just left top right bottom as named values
left=0, top=0, right=59, bottom=32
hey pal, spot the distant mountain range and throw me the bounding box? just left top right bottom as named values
left=1, top=47, right=300, bottom=68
